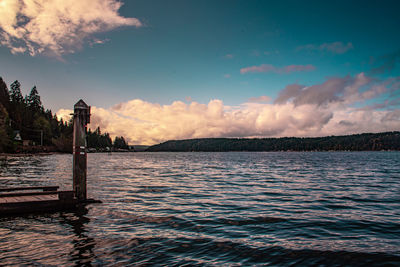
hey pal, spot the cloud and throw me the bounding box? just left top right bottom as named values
left=224, top=74, right=231, bottom=78
left=225, top=54, right=234, bottom=59
left=274, top=72, right=384, bottom=106
left=297, top=42, right=353, bottom=54
left=57, top=73, right=400, bottom=145
left=248, top=96, right=271, bottom=103
left=240, top=64, right=315, bottom=74
left=0, top=0, right=141, bottom=57
left=89, top=38, right=110, bottom=47
left=263, top=50, right=279, bottom=55
left=369, top=49, right=400, bottom=75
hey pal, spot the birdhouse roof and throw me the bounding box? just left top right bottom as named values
left=74, top=99, right=89, bottom=109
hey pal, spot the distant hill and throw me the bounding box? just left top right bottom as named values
left=146, top=132, right=400, bottom=152
left=133, top=145, right=150, bottom=152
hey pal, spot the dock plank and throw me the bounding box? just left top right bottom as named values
left=0, top=194, right=58, bottom=204
left=0, top=186, right=59, bottom=192
left=0, top=191, right=71, bottom=198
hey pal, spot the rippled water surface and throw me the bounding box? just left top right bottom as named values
left=1, top=152, right=400, bottom=266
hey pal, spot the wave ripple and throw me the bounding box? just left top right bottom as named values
left=1, top=152, right=400, bottom=265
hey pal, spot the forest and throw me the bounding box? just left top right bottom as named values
left=0, top=77, right=129, bottom=153
left=146, top=132, right=400, bottom=152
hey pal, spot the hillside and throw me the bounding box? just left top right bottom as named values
left=0, top=76, right=130, bottom=153
left=146, top=132, right=400, bottom=152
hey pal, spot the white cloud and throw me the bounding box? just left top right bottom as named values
left=0, top=0, right=141, bottom=57
left=57, top=74, right=400, bottom=145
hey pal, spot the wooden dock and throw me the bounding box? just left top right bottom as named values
left=0, top=100, right=100, bottom=217
left=0, top=186, right=78, bottom=216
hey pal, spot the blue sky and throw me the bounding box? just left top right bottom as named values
left=0, top=0, right=399, bottom=144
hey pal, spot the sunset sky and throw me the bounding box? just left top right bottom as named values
left=0, top=0, right=399, bottom=145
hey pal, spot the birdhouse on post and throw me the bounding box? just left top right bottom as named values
left=73, top=99, right=90, bottom=201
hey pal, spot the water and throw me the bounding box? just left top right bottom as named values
left=0, top=152, right=399, bottom=266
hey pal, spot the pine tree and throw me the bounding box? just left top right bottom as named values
left=8, top=80, right=25, bottom=131
left=0, top=77, right=10, bottom=109
left=9, top=80, right=23, bottom=104
left=27, top=86, right=42, bottom=112
left=114, top=136, right=129, bottom=149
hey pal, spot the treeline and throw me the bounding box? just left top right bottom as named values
left=146, top=132, right=400, bottom=152
left=0, top=77, right=129, bottom=153
left=87, top=127, right=129, bottom=151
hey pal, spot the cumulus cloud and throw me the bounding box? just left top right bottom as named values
left=274, top=73, right=388, bottom=106
left=56, top=73, right=400, bottom=145
left=240, top=64, right=315, bottom=74
left=0, top=0, right=141, bottom=57
left=297, top=42, right=353, bottom=54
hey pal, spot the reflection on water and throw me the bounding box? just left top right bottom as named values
left=60, top=207, right=96, bottom=266
left=0, top=152, right=400, bottom=265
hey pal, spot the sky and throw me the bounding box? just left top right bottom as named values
left=0, top=0, right=399, bottom=145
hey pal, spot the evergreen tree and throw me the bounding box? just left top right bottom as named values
left=9, top=80, right=23, bottom=104
left=87, top=127, right=112, bottom=150
left=8, top=80, right=25, bottom=131
left=114, top=136, right=129, bottom=149
left=27, top=86, right=42, bottom=113
left=0, top=77, right=10, bottom=109
left=0, top=75, right=129, bottom=153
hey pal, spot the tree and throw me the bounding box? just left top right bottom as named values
left=0, top=77, right=10, bottom=109
left=8, top=80, right=26, bottom=131
left=33, top=116, right=51, bottom=145
left=113, top=136, right=129, bottom=149
left=9, top=80, right=23, bottom=104
left=87, top=127, right=112, bottom=150
left=26, top=86, right=42, bottom=113
left=0, top=101, right=12, bottom=152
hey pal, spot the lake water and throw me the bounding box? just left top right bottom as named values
left=0, top=152, right=399, bottom=266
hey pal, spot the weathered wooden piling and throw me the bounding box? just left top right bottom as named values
left=0, top=99, right=100, bottom=216
left=73, top=100, right=91, bottom=201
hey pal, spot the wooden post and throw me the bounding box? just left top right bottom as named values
left=73, top=100, right=91, bottom=201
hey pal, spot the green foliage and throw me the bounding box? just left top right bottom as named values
left=146, top=132, right=400, bottom=152
left=33, top=116, right=51, bottom=144
left=26, top=86, right=43, bottom=113
left=87, top=127, right=112, bottom=149
left=0, top=77, right=10, bottom=109
left=0, top=127, right=12, bottom=152
left=1, top=76, right=129, bottom=153
left=0, top=102, right=12, bottom=152
left=9, top=80, right=23, bottom=103
left=52, top=134, right=72, bottom=153
left=113, top=136, right=129, bottom=149
left=8, top=80, right=26, bottom=131
left=0, top=77, right=73, bottom=151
